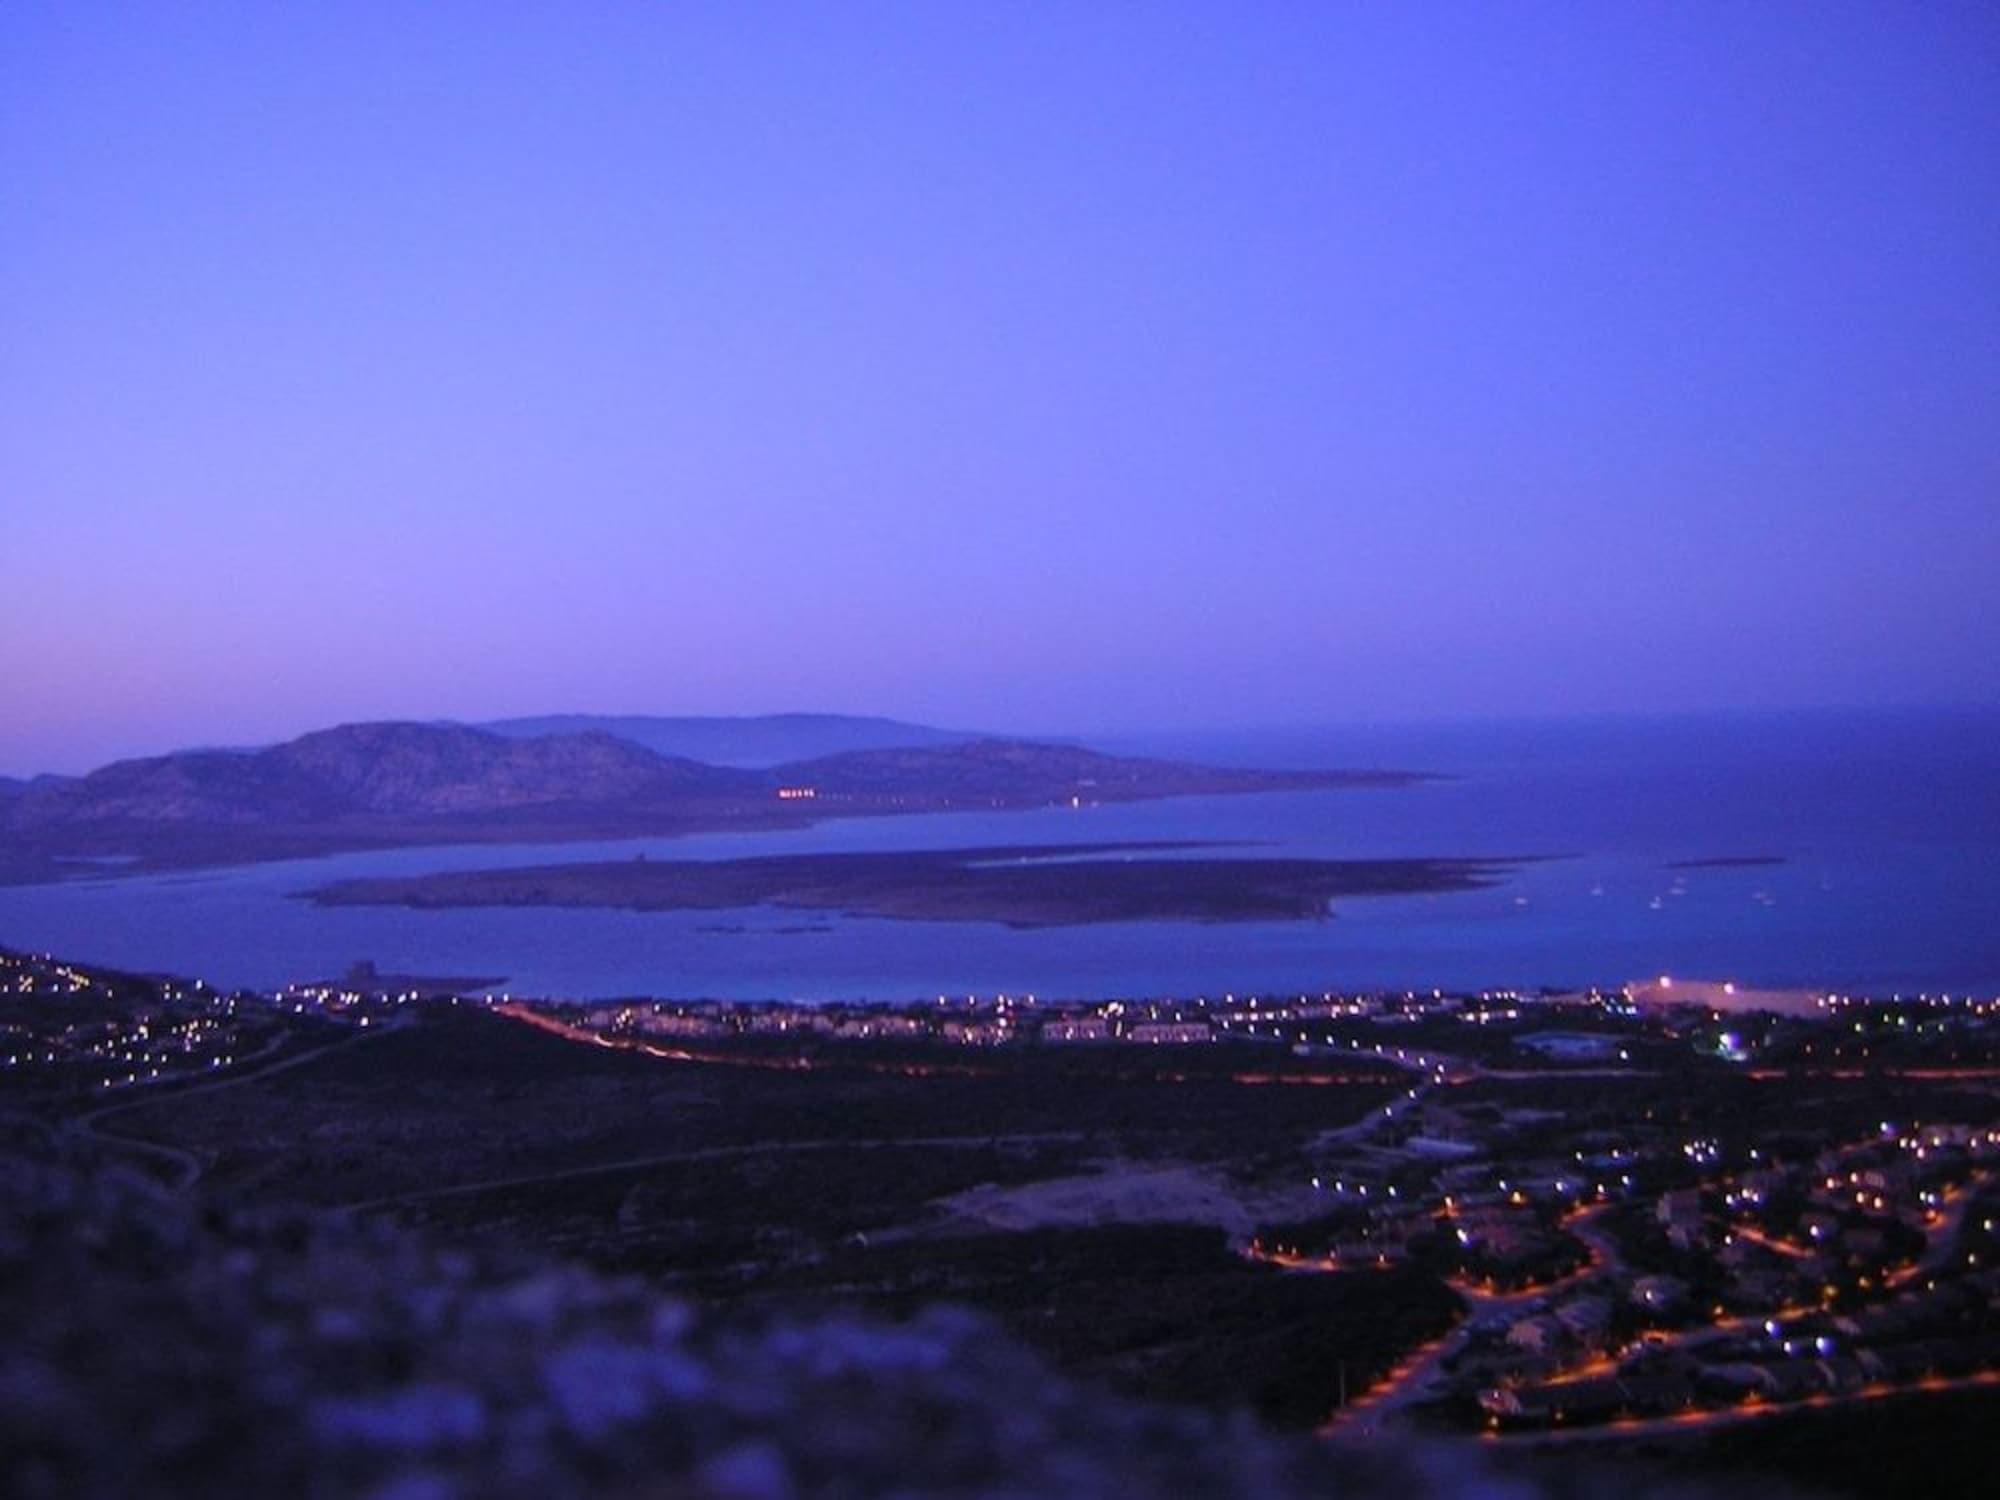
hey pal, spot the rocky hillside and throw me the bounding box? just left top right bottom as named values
left=272, top=722, right=758, bottom=815
left=4, top=723, right=763, bottom=829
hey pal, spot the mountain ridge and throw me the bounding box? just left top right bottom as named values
left=4, top=721, right=767, bottom=829
left=0, top=719, right=1428, bottom=884
left=479, top=711, right=984, bottom=765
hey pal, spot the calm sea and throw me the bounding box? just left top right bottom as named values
left=2, top=707, right=1994, bottom=1000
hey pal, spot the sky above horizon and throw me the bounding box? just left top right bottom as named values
left=4, top=3, right=1998, bottom=774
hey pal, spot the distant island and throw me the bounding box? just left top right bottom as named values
left=477, top=711, right=986, bottom=765
left=0, top=717, right=1429, bottom=885
left=307, top=842, right=1519, bottom=928
left=1666, top=855, right=1787, bottom=869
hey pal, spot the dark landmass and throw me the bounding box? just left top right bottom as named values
left=0, top=1141, right=1386, bottom=1500
left=1667, top=855, right=1787, bottom=869
left=8, top=946, right=1998, bottom=1498
left=2, top=1130, right=1695, bottom=1500
left=0, top=720, right=1428, bottom=885
left=19, top=998, right=1462, bottom=1447
left=0, top=772, right=74, bottom=800
left=5, top=720, right=764, bottom=825
left=307, top=842, right=1519, bottom=926
left=735, top=1225, right=1460, bottom=1431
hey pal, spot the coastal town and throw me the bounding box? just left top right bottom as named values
left=504, top=978, right=2000, bottom=1442
left=4, top=943, right=1998, bottom=1461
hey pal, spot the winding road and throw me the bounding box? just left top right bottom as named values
left=61, top=1020, right=404, bottom=1192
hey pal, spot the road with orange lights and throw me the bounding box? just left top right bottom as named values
left=1310, top=1203, right=1620, bottom=1440
left=499, top=1002, right=1423, bottom=1087
left=1479, top=1369, right=2000, bottom=1447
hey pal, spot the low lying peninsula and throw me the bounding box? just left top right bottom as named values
left=307, top=842, right=1521, bottom=928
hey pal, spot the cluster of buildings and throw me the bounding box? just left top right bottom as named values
left=1, top=949, right=100, bottom=998
left=0, top=949, right=261, bottom=1093
left=1275, top=1074, right=2000, bottom=1437
left=9, top=943, right=1995, bottom=1451
left=1185, top=979, right=2000, bottom=1435
left=540, top=985, right=1618, bottom=1054
left=1454, top=1111, right=2000, bottom=1432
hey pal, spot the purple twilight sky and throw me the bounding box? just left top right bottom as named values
left=3, top=3, right=1997, bottom=774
